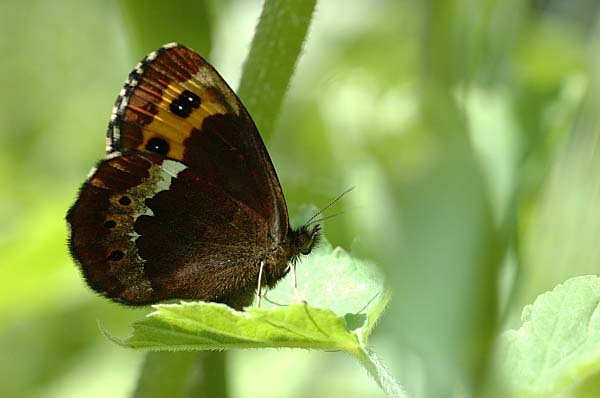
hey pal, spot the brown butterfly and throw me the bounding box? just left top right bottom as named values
left=66, top=43, right=320, bottom=310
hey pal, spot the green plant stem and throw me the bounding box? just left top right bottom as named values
left=237, top=0, right=317, bottom=139
left=353, top=346, right=409, bottom=398
left=133, top=351, right=228, bottom=398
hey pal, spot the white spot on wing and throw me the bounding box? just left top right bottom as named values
left=162, top=159, right=188, bottom=176
left=154, top=160, right=188, bottom=192
left=124, top=160, right=187, bottom=242
left=129, top=231, right=141, bottom=243
left=146, top=51, right=158, bottom=61
left=106, top=151, right=123, bottom=160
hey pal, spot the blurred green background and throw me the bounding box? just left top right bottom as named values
left=2, top=0, right=600, bottom=397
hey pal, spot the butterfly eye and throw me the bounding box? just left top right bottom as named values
left=146, top=137, right=170, bottom=155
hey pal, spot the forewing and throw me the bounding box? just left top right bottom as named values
left=107, top=43, right=288, bottom=239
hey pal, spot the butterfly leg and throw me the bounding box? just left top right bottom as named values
left=288, top=262, right=306, bottom=304
left=256, top=260, right=265, bottom=308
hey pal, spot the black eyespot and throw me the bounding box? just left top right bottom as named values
left=108, top=250, right=124, bottom=261
left=146, top=137, right=170, bottom=155
left=119, top=196, right=132, bottom=206
left=103, top=220, right=117, bottom=229
left=170, top=99, right=192, bottom=117
left=181, top=90, right=201, bottom=109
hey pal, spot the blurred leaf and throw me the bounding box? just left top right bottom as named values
left=0, top=298, right=146, bottom=398
left=238, top=0, right=317, bottom=139
left=516, top=18, right=600, bottom=315
left=367, top=1, right=502, bottom=396
left=0, top=200, right=73, bottom=318
left=567, top=373, right=600, bottom=398
left=517, top=17, right=585, bottom=90
left=501, top=275, right=600, bottom=397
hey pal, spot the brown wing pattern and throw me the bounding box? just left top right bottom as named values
left=67, top=153, right=270, bottom=308
left=66, top=44, right=310, bottom=309
left=107, top=43, right=289, bottom=239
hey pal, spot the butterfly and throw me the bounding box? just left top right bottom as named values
left=66, top=43, right=320, bottom=310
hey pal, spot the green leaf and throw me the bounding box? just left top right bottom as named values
left=113, top=240, right=386, bottom=350
left=237, top=0, right=317, bottom=139
left=105, top=240, right=405, bottom=396
left=119, top=302, right=360, bottom=351
left=514, top=14, right=600, bottom=319
left=500, top=275, right=600, bottom=397
left=262, top=240, right=389, bottom=341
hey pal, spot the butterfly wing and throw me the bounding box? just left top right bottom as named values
left=67, top=152, right=273, bottom=308
left=107, top=43, right=289, bottom=240
left=67, top=44, right=299, bottom=309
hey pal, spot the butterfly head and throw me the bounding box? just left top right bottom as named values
left=294, top=224, right=321, bottom=256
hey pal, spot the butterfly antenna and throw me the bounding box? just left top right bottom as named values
left=303, top=186, right=355, bottom=227
left=304, top=210, right=347, bottom=227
